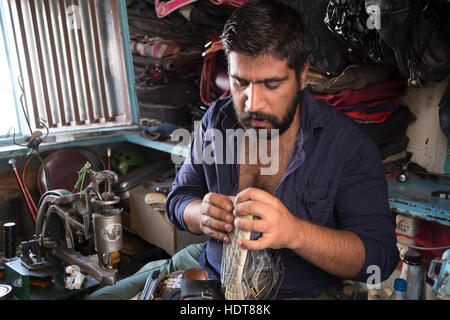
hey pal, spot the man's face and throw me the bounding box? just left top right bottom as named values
left=228, top=52, right=309, bottom=137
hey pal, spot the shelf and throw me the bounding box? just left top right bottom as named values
left=122, top=131, right=189, bottom=158
left=0, top=133, right=127, bottom=160
left=388, top=173, right=450, bottom=226
left=0, top=129, right=190, bottom=160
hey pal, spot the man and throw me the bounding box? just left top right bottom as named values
left=87, top=0, right=399, bottom=300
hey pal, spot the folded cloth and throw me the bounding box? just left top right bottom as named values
left=313, top=77, right=407, bottom=108
left=339, top=99, right=399, bottom=124
left=307, top=63, right=396, bottom=94
left=127, top=8, right=212, bottom=46
left=132, top=54, right=201, bottom=72
left=355, top=103, right=411, bottom=149
left=130, top=35, right=202, bottom=60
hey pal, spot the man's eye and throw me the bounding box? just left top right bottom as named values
left=235, top=79, right=248, bottom=88
left=265, top=82, right=280, bottom=90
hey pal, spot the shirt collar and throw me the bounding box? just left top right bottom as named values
left=299, top=89, right=326, bottom=142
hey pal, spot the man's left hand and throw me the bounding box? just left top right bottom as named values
left=233, top=187, right=301, bottom=250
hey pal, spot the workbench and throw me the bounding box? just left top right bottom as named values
left=388, top=173, right=450, bottom=227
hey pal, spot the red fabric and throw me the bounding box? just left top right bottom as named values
left=341, top=99, right=400, bottom=123
left=313, top=77, right=407, bottom=108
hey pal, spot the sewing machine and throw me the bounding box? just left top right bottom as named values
left=5, top=165, right=123, bottom=298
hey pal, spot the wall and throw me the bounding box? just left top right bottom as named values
left=401, top=76, right=450, bottom=173
left=394, top=77, right=450, bottom=295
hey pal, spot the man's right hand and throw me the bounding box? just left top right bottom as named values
left=183, top=193, right=235, bottom=243
left=184, top=193, right=235, bottom=243
left=198, top=193, right=235, bottom=243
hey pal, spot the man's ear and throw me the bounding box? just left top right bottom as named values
left=299, top=61, right=310, bottom=91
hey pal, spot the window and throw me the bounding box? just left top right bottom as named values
left=0, top=0, right=137, bottom=143
left=0, top=21, right=19, bottom=136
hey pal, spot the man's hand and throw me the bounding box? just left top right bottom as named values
left=233, top=187, right=366, bottom=278
left=197, top=193, right=235, bottom=243
left=233, top=187, right=300, bottom=250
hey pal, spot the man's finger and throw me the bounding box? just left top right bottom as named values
left=237, top=237, right=267, bottom=250
left=203, top=203, right=234, bottom=224
left=234, top=187, right=275, bottom=206
left=233, top=200, right=269, bottom=219
left=204, top=193, right=234, bottom=211
left=234, top=216, right=267, bottom=234
left=202, top=225, right=231, bottom=243
left=201, top=215, right=233, bottom=233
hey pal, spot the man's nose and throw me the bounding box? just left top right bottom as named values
left=244, top=83, right=262, bottom=112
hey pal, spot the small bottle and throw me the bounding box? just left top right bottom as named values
left=399, top=263, right=408, bottom=280
left=389, top=278, right=407, bottom=300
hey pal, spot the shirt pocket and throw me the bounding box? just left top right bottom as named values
left=295, top=181, right=335, bottom=227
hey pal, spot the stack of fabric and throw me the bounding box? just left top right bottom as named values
left=307, top=63, right=415, bottom=179
left=126, top=0, right=234, bottom=128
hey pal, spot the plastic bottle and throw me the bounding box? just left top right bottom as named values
left=389, top=278, right=407, bottom=300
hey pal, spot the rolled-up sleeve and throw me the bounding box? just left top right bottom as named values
left=335, top=135, right=399, bottom=282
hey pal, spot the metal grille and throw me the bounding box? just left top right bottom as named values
left=2, top=0, right=132, bottom=132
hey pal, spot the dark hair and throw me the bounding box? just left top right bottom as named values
left=221, top=0, right=307, bottom=77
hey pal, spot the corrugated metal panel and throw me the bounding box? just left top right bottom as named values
left=2, top=0, right=133, bottom=132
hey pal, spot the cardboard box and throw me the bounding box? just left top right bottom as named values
left=130, top=182, right=208, bottom=256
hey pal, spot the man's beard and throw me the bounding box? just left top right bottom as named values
left=237, top=90, right=302, bottom=139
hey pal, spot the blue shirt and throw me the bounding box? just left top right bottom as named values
left=166, top=89, right=399, bottom=298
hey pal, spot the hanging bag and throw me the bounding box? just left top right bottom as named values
left=200, top=33, right=230, bottom=106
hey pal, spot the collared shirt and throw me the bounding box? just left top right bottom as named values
left=166, top=89, right=399, bottom=299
